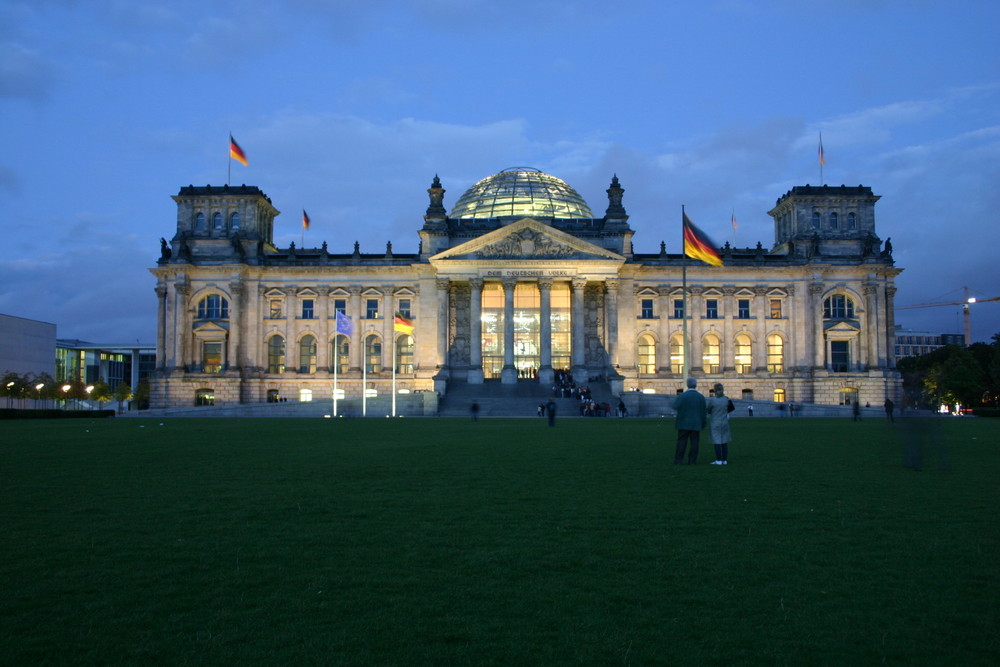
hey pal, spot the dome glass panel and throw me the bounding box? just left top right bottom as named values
left=449, top=168, right=593, bottom=220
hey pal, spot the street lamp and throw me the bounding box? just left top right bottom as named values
left=35, top=383, right=44, bottom=409
left=5, top=381, right=13, bottom=409
left=62, top=384, right=71, bottom=409
left=86, top=385, right=94, bottom=410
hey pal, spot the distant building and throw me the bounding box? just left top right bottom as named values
left=56, top=340, right=155, bottom=391
left=893, top=327, right=964, bottom=359
left=150, top=170, right=902, bottom=410
left=0, top=313, right=56, bottom=377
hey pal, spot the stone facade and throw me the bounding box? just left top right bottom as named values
left=149, top=172, right=901, bottom=410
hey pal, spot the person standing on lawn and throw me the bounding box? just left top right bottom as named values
left=673, top=377, right=707, bottom=464
left=706, top=382, right=733, bottom=465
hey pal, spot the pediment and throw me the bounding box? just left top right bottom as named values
left=192, top=320, right=230, bottom=334
left=430, top=218, right=625, bottom=262
left=824, top=320, right=860, bottom=333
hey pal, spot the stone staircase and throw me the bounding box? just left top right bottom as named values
left=437, top=378, right=617, bottom=418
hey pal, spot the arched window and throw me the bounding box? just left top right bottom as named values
left=669, top=335, right=684, bottom=375
left=767, top=334, right=784, bottom=373
left=839, top=387, right=858, bottom=405
left=847, top=212, right=856, bottom=229
left=703, top=334, right=720, bottom=374
left=267, top=389, right=280, bottom=403
left=741, top=389, right=753, bottom=400
left=829, top=212, right=839, bottom=229
left=735, top=333, right=752, bottom=374
left=195, top=212, right=206, bottom=231
left=823, top=294, right=855, bottom=319
left=812, top=211, right=821, bottom=228
left=396, top=334, right=414, bottom=374
left=773, top=388, right=786, bottom=403
left=212, top=212, right=223, bottom=229
left=638, top=334, right=655, bottom=374
left=299, top=388, right=313, bottom=402
left=195, top=388, right=214, bottom=406
left=230, top=212, right=241, bottom=231
left=365, top=335, right=382, bottom=373
left=197, top=294, right=229, bottom=319
left=299, top=335, right=317, bottom=374
left=331, top=335, right=349, bottom=374
left=267, top=335, right=285, bottom=374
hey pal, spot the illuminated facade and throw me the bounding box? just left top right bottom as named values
left=150, top=168, right=902, bottom=409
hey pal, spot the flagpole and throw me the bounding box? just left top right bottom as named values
left=682, top=206, right=689, bottom=380
left=819, top=132, right=825, bottom=185
left=392, top=331, right=397, bottom=417
left=227, top=133, right=231, bottom=186
left=333, top=335, right=339, bottom=417
left=362, top=345, right=367, bottom=417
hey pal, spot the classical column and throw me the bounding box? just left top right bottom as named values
left=468, top=278, right=484, bottom=384
left=657, top=285, right=672, bottom=373
left=228, top=281, right=243, bottom=371
left=382, top=286, right=395, bottom=374
left=285, top=288, right=297, bottom=372
left=688, top=285, right=704, bottom=374
left=537, top=279, right=553, bottom=385
left=809, top=282, right=825, bottom=370
left=605, top=279, right=620, bottom=369
left=501, top=278, right=517, bottom=384
left=155, top=284, right=168, bottom=370
left=571, top=277, right=587, bottom=382
left=316, top=287, right=330, bottom=372
left=885, top=286, right=897, bottom=368
left=721, top=286, right=736, bottom=372
left=753, top=285, right=769, bottom=373
left=863, top=281, right=879, bottom=370
left=348, top=285, right=362, bottom=372
left=436, top=278, right=450, bottom=377
left=173, top=280, right=189, bottom=371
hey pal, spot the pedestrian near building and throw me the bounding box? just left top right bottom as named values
left=748, top=404, right=754, bottom=417
left=706, top=383, right=733, bottom=465
left=673, top=378, right=707, bottom=465
left=884, top=398, right=894, bottom=423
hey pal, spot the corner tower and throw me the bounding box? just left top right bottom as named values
left=768, top=185, right=883, bottom=259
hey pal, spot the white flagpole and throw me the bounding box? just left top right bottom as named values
left=682, top=206, right=690, bottom=380
left=392, top=330, right=397, bottom=417
left=333, top=334, right=339, bottom=417
left=362, top=335, right=367, bottom=417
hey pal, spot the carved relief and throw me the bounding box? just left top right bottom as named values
left=478, top=228, right=578, bottom=259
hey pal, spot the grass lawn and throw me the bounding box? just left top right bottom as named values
left=2, top=415, right=998, bottom=665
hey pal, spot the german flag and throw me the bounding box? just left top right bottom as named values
left=229, top=135, right=248, bottom=166
left=683, top=212, right=723, bottom=267
left=393, top=313, right=414, bottom=335
left=302, top=209, right=310, bottom=230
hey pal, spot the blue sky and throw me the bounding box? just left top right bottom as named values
left=2, top=0, right=998, bottom=344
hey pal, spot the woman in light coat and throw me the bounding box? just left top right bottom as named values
left=706, top=382, right=732, bottom=465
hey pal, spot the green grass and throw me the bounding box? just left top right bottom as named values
left=2, top=416, right=998, bottom=665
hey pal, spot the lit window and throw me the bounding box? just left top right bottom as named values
left=299, top=388, right=313, bottom=402
left=396, top=334, right=414, bottom=373
left=269, top=299, right=283, bottom=319
left=774, top=388, right=786, bottom=403
left=670, top=335, right=684, bottom=375
left=332, top=336, right=349, bottom=374
left=267, top=335, right=285, bottom=374
left=735, top=334, right=752, bottom=374
left=737, top=299, right=750, bottom=319
left=705, top=299, right=719, bottom=319
left=769, top=299, right=782, bottom=319
left=640, top=298, right=654, bottom=319
left=824, top=295, right=855, bottom=319
left=638, top=334, right=655, bottom=374
left=301, top=299, right=315, bottom=319
left=703, top=335, right=720, bottom=373
left=365, top=335, right=382, bottom=373
left=839, top=387, right=858, bottom=405
left=195, top=389, right=214, bottom=406
left=197, top=295, right=229, bottom=319
left=767, top=334, right=784, bottom=373
left=202, top=341, right=223, bottom=373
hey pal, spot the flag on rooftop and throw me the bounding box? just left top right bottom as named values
left=683, top=212, right=723, bottom=267
left=229, top=135, right=248, bottom=166
left=302, top=209, right=310, bottom=230
left=818, top=132, right=825, bottom=166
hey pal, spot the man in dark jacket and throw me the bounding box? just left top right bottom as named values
left=673, top=378, right=707, bottom=464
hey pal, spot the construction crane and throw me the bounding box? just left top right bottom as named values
left=896, top=287, right=1000, bottom=346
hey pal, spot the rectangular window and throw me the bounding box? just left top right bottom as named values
left=301, top=299, right=314, bottom=319
left=737, top=299, right=750, bottom=319
left=269, top=299, right=283, bottom=319
left=769, top=299, right=782, bottom=319
left=398, top=298, right=411, bottom=318
left=202, top=341, right=222, bottom=373
left=333, top=298, right=346, bottom=316
left=673, top=299, right=685, bottom=319
left=705, top=299, right=718, bottom=319
left=640, top=298, right=654, bottom=319
left=366, top=299, right=379, bottom=319
left=830, top=340, right=850, bottom=372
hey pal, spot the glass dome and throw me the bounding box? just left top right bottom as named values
left=449, top=167, right=593, bottom=220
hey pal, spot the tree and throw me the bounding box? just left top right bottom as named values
left=114, top=382, right=134, bottom=413
left=134, top=380, right=150, bottom=410
left=923, top=346, right=986, bottom=409
left=91, top=380, right=113, bottom=410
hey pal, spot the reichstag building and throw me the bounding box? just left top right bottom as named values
left=149, top=168, right=901, bottom=410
